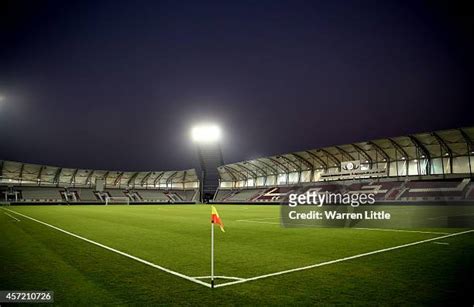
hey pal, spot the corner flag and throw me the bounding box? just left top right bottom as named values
left=211, top=206, right=225, bottom=232
left=210, top=205, right=224, bottom=288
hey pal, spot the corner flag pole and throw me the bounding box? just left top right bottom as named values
left=211, top=219, right=215, bottom=288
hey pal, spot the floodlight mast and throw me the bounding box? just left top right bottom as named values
left=192, top=124, right=224, bottom=203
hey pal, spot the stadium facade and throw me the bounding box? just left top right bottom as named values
left=1, top=127, right=473, bottom=204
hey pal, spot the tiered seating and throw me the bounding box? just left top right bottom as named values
left=21, top=187, right=63, bottom=202
left=253, top=187, right=296, bottom=202
left=466, top=185, right=474, bottom=200
left=174, top=190, right=197, bottom=202
left=75, top=189, right=98, bottom=202
left=1, top=184, right=198, bottom=204
left=214, top=189, right=234, bottom=202
left=224, top=188, right=266, bottom=202
left=399, top=179, right=470, bottom=200
left=107, top=189, right=127, bottom=198
left=346, top=181, right=403, bottom=200
left=224, top=178, right=473, bottom=203
left=305, top=184, right=345, bottom=194
left=136, top=190, right=169, bottom=202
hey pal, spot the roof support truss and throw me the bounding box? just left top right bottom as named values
left=319, top=149, right=340, bottom=166
left=388, top=139, right=409, bottom=160
left=290, top=153, right=313, bottom=170
left=53, top=168, right=62, bottom=185
left=459, top=128, right=473, bottom=151
left=85, top=170, right=95, bottom=186
left=140, top=172, right=153, bottom=186
left=225, top=166, right=248, bottom=180
left=335, top=146, right=356, bottom=161
left=221, top=166, right=238, bottom=181
left=304, top=151, right=328, bottom=169
left=255, top=159, right=279, bottom=175
left=127, top=172, right=139, bottom=187
left=235, top=164, right=258, bottom=178
left=367, top=141, right=390, bottom=162
left=409, top=135, right=431, bottom=175
left=246, top=161, right=271, bottom=176
left=153, top=172, right=165, bottom=187
left=277, top=155, right=302, bottom=171
left=268, top=157, right=290, bottom=173
left=70, top=168, right=79, bottom=185
left=352, top=144, right=372, bottom=164
left=19, top=163, right=25, bottom=180
left=114, top=172, right=125, bottom=186
left=37, top=165, right=45, bottom=182
left=165, top=171, right=178, bottom=186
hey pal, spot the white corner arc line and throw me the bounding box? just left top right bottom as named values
left=215, top=229, right=474, bottom=288
left=4, top=212, right=20, bottom=222
left=193, top=275, right=245, bottom=281
left=3, top=208, right=211, bottom=288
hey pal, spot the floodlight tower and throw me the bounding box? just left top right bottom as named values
left=191, top=124, right=224, bottom=203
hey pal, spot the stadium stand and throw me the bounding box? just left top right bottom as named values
left=398, top=179, right=470, bottom=200
left=213, top=189, right=235, bottom=202
left=169, top=190, right=197, bottom=202
left=107, top=189, right=128, bottom=198
left=215, top=127, right=474, bottom=203
left=74, top=189, right=98, bottom=202
left=1, top=127, right=473, bottom=204
left=0, top=160, right=200, bottom=204
left=136, top=190, right=169, bottom=202
left=20, top=187, right=63, bottom=202
left=223, top=188, right=266, bottom=202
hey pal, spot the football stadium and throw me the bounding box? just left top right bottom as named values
left=1, top=1, right=473, bottom=305
left=1, top=127, right=474, bottom=304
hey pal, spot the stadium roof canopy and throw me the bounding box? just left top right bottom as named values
left=0, top=161, right=199, bottom=189
left=218, top=127, right=474, bottom=181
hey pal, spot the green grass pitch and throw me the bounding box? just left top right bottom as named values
left=1, top=205, right=473, bottom=305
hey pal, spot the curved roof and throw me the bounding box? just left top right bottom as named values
left=0, top=160, right=198, bottom=188
left=218, top=127, right=474, bottom=181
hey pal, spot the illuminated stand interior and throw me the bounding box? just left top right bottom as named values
left=192, top=124, right=224, bottom=203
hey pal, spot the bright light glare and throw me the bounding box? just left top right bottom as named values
left=191, top=124, right=221, bottom=143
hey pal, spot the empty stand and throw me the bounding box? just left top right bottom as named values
left=136, top=190, right=169, bottom=202
left=20, top=187, right=63, bottom=202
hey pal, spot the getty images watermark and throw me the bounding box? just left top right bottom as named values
left=280, top=187, right=474, bottom=228
left=288, top=190, right=375, bottom=207
left=280, top=189, right=392, bottom=227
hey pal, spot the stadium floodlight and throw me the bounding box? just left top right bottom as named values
left=191, top=124, right=221, bottom=143
left=191, top=123, right=224, bottom=203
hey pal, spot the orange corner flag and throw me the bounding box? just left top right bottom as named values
left=211, top=206, right=225, bottom=232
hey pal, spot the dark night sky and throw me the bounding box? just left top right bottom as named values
left=0, top=0, right=473, bottom=171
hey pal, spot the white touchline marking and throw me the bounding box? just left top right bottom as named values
left=214, top=229, right=474, bottom=288
left=4, top=208, right=472, bottom=290
left=235, top=217, right=280, bottom=222
left=353, top=227, right=450, bottom=235
left=433, top=242, right=450, bottom=245
left=3, top=212, right=20, bottom=222
left=236, top=218, right=450, bottom=235
left=3, top=208, right=212, bottom=288
left=237, top=220, right=281, bottom=225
